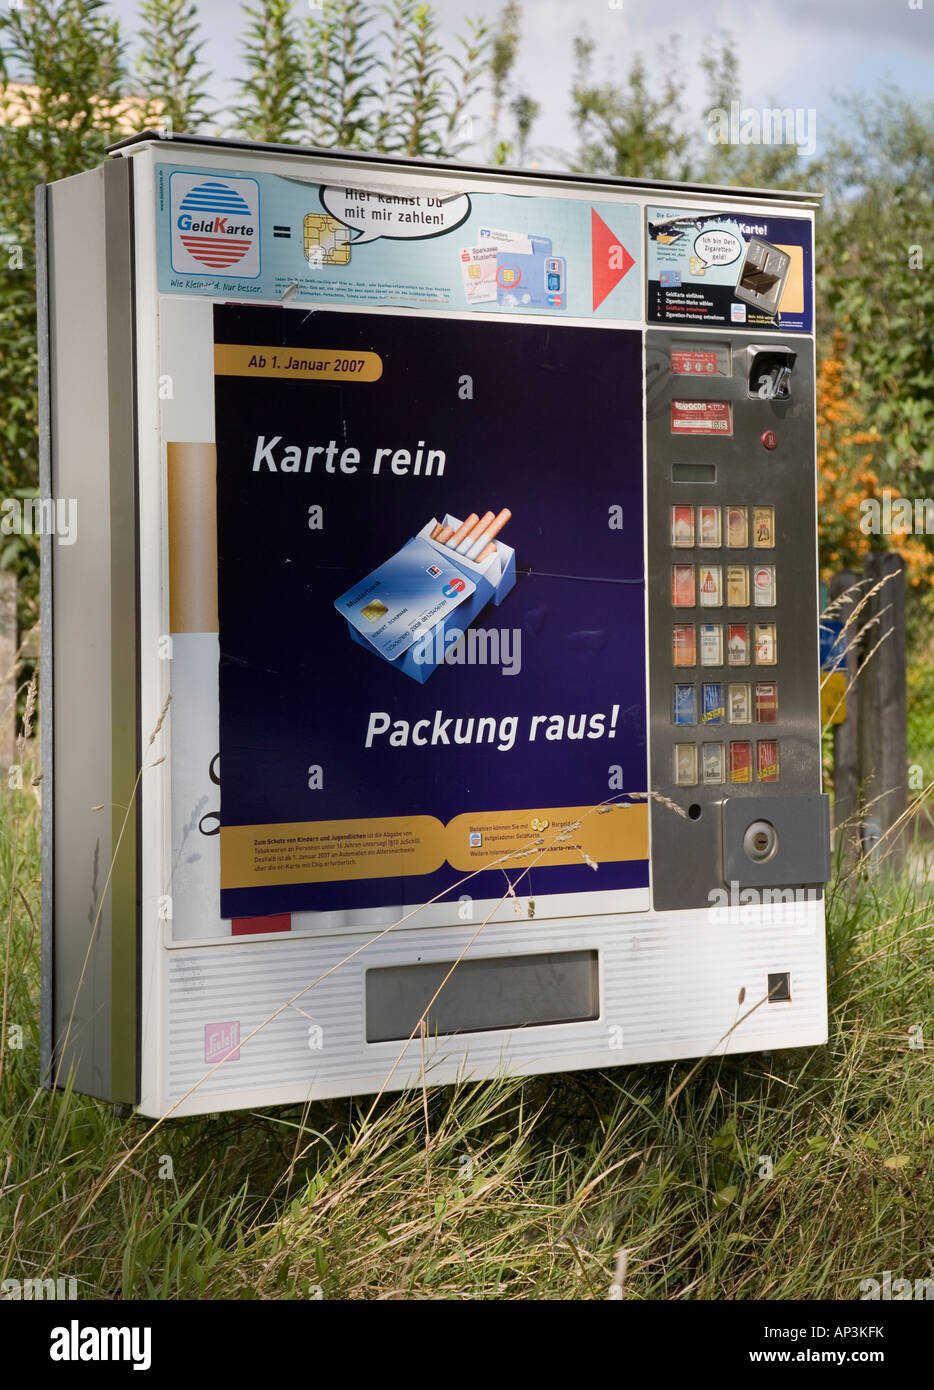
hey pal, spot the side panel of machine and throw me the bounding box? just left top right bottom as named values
left=39, top=161, right=140, bottom=1102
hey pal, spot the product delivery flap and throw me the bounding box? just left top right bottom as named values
left=335, top=536, right=476, bottom=660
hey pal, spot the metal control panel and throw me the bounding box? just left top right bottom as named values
left=646, top=330, right=828, bottom=911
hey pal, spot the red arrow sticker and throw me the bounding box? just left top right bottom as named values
left=591, top=209, right=635, bottom=311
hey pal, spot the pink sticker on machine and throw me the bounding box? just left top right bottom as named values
left=670, top=400, right=733, bottom=436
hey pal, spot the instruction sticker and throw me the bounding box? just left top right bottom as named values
left=647, top=205, right=813, bottom=333
left=156, top=163, right=641, bottom=321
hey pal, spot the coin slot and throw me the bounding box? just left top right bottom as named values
left=746, top=345, right=796, bottom=400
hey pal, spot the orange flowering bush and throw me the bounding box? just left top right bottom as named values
left=817, top=333, right=934, bottom=589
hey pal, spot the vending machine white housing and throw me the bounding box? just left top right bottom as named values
left=38, top=134, right=829, bottom=1117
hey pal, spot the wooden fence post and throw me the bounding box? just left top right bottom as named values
left=858, top=551, right=907, bottom=870
left=830, top=569, right=861, bottom=865
left=0, top=570, right=17, bottom=770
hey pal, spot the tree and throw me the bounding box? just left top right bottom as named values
left=134, top=0, right=214, bottom=136
left=305, top=0, right=378, bottom=150
left=510, top=91, right=538, bottom=166
left=817, top=89, right=934, bottom=500
left=568, top=31, right=690, bottom=181
left=232, top=0, right=305, bottom=143
left=0, top=0, right=127, bottom=626
left=487, top=1, right=537, bottom=166
left=698, top=37, right=803, bottom=189
left=303, top=0, right=489, bottom=158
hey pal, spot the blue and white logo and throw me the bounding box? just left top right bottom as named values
left=169, top=171, right=260, bottom=277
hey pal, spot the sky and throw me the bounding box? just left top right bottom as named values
left=107, top=0, right=934, bottom=169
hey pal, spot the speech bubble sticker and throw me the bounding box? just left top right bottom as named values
left=320, top=186, right=471, bottom=245
left=693, top=228, right=744, bottom=268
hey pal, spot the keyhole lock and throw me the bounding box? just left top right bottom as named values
left=743, top=819, right=779, bottom=864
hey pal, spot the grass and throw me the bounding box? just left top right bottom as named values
left=1, top=753, right=933, bottom=1300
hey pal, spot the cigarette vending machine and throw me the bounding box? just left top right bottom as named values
left=38, top=135, right=829, bottom=1116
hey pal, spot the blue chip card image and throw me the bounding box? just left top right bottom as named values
left=335, top=536, right=476, bottom=661
left=496, top=238, right=563, bottom=310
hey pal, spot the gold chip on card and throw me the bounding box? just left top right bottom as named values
left=303, top=213, right=352, bottom=265
left=360, top=599, right=388, bottom=622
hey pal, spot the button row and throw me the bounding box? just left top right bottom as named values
left=674, top=740, right=780, bottom=786
left=673, top=681, right=778, bottom=725
left=672, top=504, right=775, bottom=549
left=672, top=563, right=775, bottom=607
left=673, top=621, right=776, bottom=667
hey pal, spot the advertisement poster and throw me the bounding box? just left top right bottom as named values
left=213, top=304, right=648, bottom=922
left=647, top=205, right=813, bottom=332
left=156, top=162, right=641, bottom=321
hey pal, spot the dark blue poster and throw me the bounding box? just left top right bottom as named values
left=214, top=305, right=648, bottom=921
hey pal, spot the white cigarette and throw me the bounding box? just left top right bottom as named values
left=465, top=507, right=511, bottom=560
left=456, top=510, right=494, bottom=554
left=446, top=512, right=479, bottom=549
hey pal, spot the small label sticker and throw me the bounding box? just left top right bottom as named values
left=755, top=681, right=779, bottom=721
left=698, top=564, right=722, bottom=607
left=700, top=623, right=723, bottom=666
left=702, top=742, right=725, bottom=785
left=755, top=623, right=777, bottom=664
left=673, top=684, right=697, bottom=725
left=204, top=1021, right=240, bottom=1064
left=698, top=505, right=721, bottom=548
left=757, top=739, right=780, bottom=782
left=753, top=565, right=776, bottom=606
left=672, top=564, right=695, bottom=607
left=673, top=623, right=696, bottom=667
left=702, top=682, right=725, bottom=724
left=727, top=565, right=749, bottom=607
left=726, top=506, right=748, bottom=548
left=671, top=504, right=695, bottom=547
left=671, top=347, right=720, bottom=375
left=729, top=682, right=751, bottom=723
left=730, top=740, right=753, bottom=782
left=728, top=623, right=749, bottom=665
left=670, top=400, right=733, bottom=435
left=674, top=743, right=698, bottom=786
left=753, top=506, right=775, bottom=548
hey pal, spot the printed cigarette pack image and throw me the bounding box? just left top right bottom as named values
left=335, top=515, right=517, bottom=682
